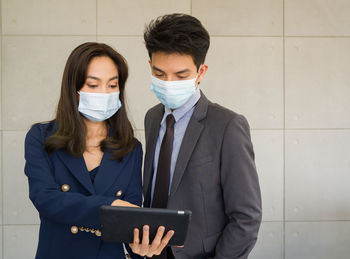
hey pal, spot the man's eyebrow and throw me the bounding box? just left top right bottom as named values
left=152, top=66, right=164, bottom=73
left=152, top=66, right=190, bottom=74
left=175, top=69, right=190, bottom=74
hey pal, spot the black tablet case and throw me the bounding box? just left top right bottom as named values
left=100, top=206, right=192, bottom=246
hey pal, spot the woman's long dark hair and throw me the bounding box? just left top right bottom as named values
left=45, top=42, right=136, bottom=160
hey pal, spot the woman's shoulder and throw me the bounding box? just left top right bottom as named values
left=128, top=139, right=142, bottom=155
left=26, top=120, right=58, bottom=142
left=134, top=139, right=142, bottom=149
left=125, top=139, right=143, bottom=160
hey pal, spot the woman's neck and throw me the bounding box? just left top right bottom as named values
left=84, top=118, right=108, bottom=138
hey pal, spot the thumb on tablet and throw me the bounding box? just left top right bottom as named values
left=111, top=199, right=139, bottom=207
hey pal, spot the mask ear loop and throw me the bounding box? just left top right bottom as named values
left=196, top=64, right=204, bottom=85
left=196, top=74, right=201, bottom=86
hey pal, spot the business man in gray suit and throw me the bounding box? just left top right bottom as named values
left=130, top=14, right=262, bottom=259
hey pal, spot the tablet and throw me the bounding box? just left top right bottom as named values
left=100, top=205, right=192, bottom=246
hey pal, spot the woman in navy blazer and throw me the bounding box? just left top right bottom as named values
left=25, top=42, right=142, bottom=259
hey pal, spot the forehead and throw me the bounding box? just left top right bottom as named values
left=87, top=56, right=118, bottom=75
left=151, top=52, right=196, bottom=72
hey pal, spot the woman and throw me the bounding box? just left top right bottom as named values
left=24, top=42, right=142, bottom=259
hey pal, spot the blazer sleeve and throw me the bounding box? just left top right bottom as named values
left=122, top=142, right=143, bottom=207
left=118, top=142, right=143, bottom=259
left=212, top=115, right=262, bottom=259
left=24, top=125, right=115, bottom=229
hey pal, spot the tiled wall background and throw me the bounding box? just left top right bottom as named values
left=0, top=0, right=349, bottom=258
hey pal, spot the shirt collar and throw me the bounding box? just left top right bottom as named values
left=161, top=87, right=201, bottom=124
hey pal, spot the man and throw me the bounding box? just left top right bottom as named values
left=131, top=13, right=262, bottom=259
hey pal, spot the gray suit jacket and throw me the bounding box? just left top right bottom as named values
left=143, top=92, right=262, bottom=259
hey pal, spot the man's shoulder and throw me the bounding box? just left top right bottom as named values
left=144, top=103, right=163, bottom=124
left=206, top=100, right=247, bottom=127
left=146, top=103, right=163, bottom=116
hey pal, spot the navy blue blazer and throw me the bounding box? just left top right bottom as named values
left=24, top=121, right=143, bottom=259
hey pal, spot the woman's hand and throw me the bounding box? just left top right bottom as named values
left=129, top=225, right=174, bottom=257
left=111, top=199, right=139, bottom=207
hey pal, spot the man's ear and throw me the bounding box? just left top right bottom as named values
left=148, top=60, right=153, bottom=74
left=196, top=64, right=208, bottom=86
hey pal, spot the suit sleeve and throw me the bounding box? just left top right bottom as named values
left=144, top=109, right=151, bottom=144
left=213, top=115, right=262, bottom=259
left=24, top=125, right=115, bottom=229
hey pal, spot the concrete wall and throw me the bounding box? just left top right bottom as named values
left=1, top=0, right=350, bottom=258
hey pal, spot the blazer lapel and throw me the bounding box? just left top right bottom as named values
left=143, top=104, right=164, bottom=206
left=169, top=92, right=209, bottom=197
left=56, top=150, right=95, bottom=195
left=93, top=151, right=125, bottom=195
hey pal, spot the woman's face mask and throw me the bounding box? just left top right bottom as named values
left=78, top=91, right=122, bottom=122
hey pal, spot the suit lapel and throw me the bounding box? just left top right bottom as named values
left=56, top=150, right=95, bottom=195
left=169, top=92, right=209, bottom=197
left=143, top=104, right=164, bottom=206
left=93, top=151, right=125, bottom=195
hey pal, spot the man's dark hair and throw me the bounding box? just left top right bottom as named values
left=144, top=13, right=210, bottom=70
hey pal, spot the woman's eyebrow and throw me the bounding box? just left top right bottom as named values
left=86, top=75, right=119, bottom=81
left=108, top=76, right=119, bottom=81
left=86, top=76, right=101, bottom=81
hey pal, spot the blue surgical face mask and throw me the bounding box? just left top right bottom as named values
left=78, top=91, right=122, bottom=122
left=151, top=76, right=197, bottom=109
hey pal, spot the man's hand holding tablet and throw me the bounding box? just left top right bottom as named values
left=100, top=205, right=191, bottom=256
left=110, top=200, right=175, bottom=257
left=129, top=225, right=174, bottom=257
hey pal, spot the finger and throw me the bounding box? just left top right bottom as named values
left=151, top=226, right=165, bottom=248
left=125, top=201, right=139, bottom=208
left=145, top=226, right=165, bottom=257
left=129, top=228, right=140, bottom=254
left=152, top=230, right=174, bottom=257
left=129, top=202, right=139, bottom=208
left=158, top=230, right=174, bottom=251
left=110, top=199, right=120, bottom=206
left=141, top=225, right=150, bottom=248
left=139, top=225, right=150, bottom=256
left=133, top=228, right=140, bottom=245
